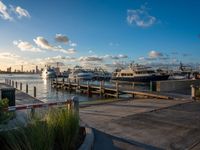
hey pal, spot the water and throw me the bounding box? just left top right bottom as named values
left=0, top=74, right=101, bottom=102
left=0, top=74, right=149, bottom=102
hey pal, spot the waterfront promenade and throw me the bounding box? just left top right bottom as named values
left=80, top=98, right=200, bottom=150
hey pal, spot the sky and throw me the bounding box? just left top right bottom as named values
left=0, top=0, right=200, bottom=71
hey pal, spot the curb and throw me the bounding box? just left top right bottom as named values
left=78, top=127, right=94, bottom=150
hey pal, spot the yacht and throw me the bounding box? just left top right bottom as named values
left=169, top=62, right=193, bottom=80
left=112, top=63, right=169, bottom=82
left=68, top=67, right=94, bottom=81
left=42, top=66, right=56, bottom=79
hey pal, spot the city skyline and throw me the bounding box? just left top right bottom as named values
left=1, top=0, right=200, bottom=71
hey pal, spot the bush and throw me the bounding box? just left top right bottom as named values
left=0, top=107, right=79, bottom=150
left=0, top=98, right=13, bottom=124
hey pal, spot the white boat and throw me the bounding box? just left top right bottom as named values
left=112, top=63, right=169, bottom=82
left=169, top=62, right=193, bottom=80
left=42, top=67, right=56, bottom=79
left=68, top=69, right=94, bottom=81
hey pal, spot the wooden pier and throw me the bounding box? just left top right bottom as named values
left=51, top=80, right=173, bottom=100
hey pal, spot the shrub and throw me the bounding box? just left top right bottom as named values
left=0, top=98, right=13, bottom=124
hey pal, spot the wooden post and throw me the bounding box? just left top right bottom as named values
left=15, top=82, right=18, bottom=89
left=26, top=84, right=28, bottom=93
left=76, top=79, right=80, bottom=91
left=191, top=85, right=196, bottom=100
left=132, top=82, right=135, bottom=90
left=87, top=81, right=91, bottom=97
left=34, top=86, right=36, bottom=97
left=116, top=81, right=119, bottom=98
left=20, top=83, right=22, bottom=90
left=100, top=81, right=103, bottom=97
left=69, top=79, right=71, bottom=92
left=72, top=96, right=79, bottom=115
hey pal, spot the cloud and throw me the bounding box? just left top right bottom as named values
left=15, top=6, right=30, bottom=18
left=55, top=34, right=69, bottom=44
left=104, top=54, right=128, bottom=59
left=13, top=40, right=42, bottom=52
left=34, top=36, right=77, bottom=54
left=148, top=50, right=163, bottom=58
left=0, top=52, right=20, bottom=59
left=69, top=41, right=77, bottom=47
left=34, top=36, right=55, bottom=50
left=79, top=56, right=103, bottom=62
left=60, top=48, right=77, bottom=54
left=0, top=1, right=12, bottom=20
left=127, top=5, right=156, bottom=27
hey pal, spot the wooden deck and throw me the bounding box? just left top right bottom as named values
left=51, top=81, right=174, bottom=100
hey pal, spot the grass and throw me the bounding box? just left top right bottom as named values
left=0, top=107, right=79, bottom=150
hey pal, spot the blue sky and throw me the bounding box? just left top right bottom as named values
left=0, top=0, right=200, bottom=71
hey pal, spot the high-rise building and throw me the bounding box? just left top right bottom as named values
left=21, top=65, right=23, bottom=72
left=36, top=65, right=39, bottom=74
left=7, top=67, right=11, bottom=73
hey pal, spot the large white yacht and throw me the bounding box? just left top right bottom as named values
left=42, top=66, right=56, bottom=79
left=68, top=67, right=94, bottom=81
left=112, top=63, right=169, bottom=82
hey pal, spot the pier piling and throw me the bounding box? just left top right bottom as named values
left=34, top=86, right=36, bottom=97
left=26, top=84, right=28, bottom=93
left=20, top=83, right=22, bottom=90
left=15, top=82, right=18, bottom=89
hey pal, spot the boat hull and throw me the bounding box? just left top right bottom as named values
left=111, top=75, right=169, bottom=82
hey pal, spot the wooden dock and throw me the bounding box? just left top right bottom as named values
left=51, top=81, right=173, bottom=100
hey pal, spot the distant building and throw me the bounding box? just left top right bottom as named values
left=21, top=65, right=23, bottom=72
left=7, top=67, right=11, bottom=73
left=36, top=65, right=40, bottom=74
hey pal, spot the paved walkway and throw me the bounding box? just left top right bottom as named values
left=80, top=98, right=200, bottom=150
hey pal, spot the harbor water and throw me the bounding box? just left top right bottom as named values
left=0, top=74, right=149, bottom=102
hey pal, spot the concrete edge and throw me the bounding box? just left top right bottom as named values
left=78, top=127, right=94, bottom=150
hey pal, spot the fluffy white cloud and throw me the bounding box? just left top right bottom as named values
left=104, top=54, right=128, bottom=59
left=60, top=48, right=77, bottom=54
left=15, top=6, right=30, bottom=18
left=0, top=52, right=20, bottom=59
left=34, top=36, right=77, bottom=54
left=34, top=36, right=55, bottom=50
left=127, top=5, right=156, bottom=27
left=79, top=56, right=103, bottom=62
left=0, top=1, right=12, bottom=20
left=13, top=40, right=42, bottom=52
left=55, top=34, right=69, bottom=43
left=148, top=50, right=163, bottom=58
